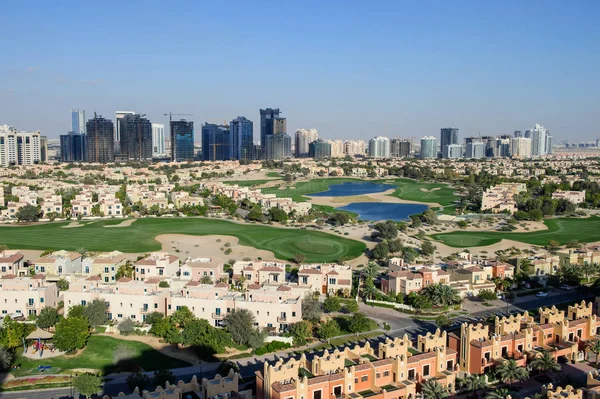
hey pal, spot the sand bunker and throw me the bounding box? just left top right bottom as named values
left=61, top=222, right=83, bottom=228
left=419, top=187, right=441, bottom=192
left=329, top=195, right=381, bottom=204
left=156, top=234, right=276, bottom=262
left=104, top=219, right=137, bottom=228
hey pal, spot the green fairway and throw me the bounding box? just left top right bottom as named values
left=223, top=179, right=273, bottom=187
left=260, top=177, right=458, bottom=205
left=0, top=218, right=365, bottom=262
left=13, top=335, right=190, bottom=376
left=431, top=217, right=600, bottom=248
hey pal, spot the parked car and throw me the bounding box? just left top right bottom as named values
left=536, top=291, right=548, bottom=297
left=559, top=284, right=572, bottom=291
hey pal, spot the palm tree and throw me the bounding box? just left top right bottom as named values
left=496, top=359, right=529, bottom=388
left=581, top=262, right=599, bottom=283
left=461, top=374, right=487, bottom=398
left=362, top=261, right=379, bottom=280
left=421, top=283, right=461, bottom=307
left=421, top=380, right=448, bottom=399
left=485, top=388, right=510, bottom=399
left=530, top=351, right=560, bottom=373
left=587, top=340, right=600, bottom=364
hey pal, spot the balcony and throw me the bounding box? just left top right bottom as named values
left=212, top=313, right=225, bottom=320
left=277, top=316, right=288, bottom=323
left=26, top=302, right=35, bottom=308
left=140, top=307, right=149, bottom=313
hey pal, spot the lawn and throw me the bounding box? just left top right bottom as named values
left=0, top=218, right=366, bottom=262
left=12, top=335, right=190, bottom=377
left=430, top=216, right=600, bottom=248
left=260, top=177, right=458, bottom=206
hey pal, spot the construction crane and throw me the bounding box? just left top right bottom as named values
left=164, top=113, right=194, bottom=161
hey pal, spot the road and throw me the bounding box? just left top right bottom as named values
left=1, top=288, right=592, bottom=399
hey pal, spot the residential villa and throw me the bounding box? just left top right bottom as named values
left=134, top=252, right=180, bottom=281
left=33, top=250, right=82, bottom=277
left=552, top=190, right=586, bottom=204
left=179, top=256, right=224, bottom=283
left=0, top=250, right=27, bottom=277
left=82, top=251, right=128, bottom=283
left=0, top=274, right=58, bottom=318
left=481, top=183, right=527, bottom=213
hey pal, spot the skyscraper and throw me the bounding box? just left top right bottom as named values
left=326, top=140, right=345, bottom=157
left=0, top=125, right=41, bottom=166
left=152, top=123, right=165, bottom=157
left=465, top=141, right=486, bottom=159
left=368, top=136, right=390, bottom=158
left=114, top=111, right=136, bottom=154
left=510, top=137, right=532, bottom=158
left=344, top=140, right=366, bottom=156
left=545, top=134, right=553, bottom=155
left=264, top=133, right=291, bottom=160
left=202, top=123, right=231, bottom=161
left=390, top=139, right=412, bottom=158
left=71, top=109, right=86, bottom=134
left=230, top=116, right=254, bottom=160
left=420, top=136, right=437, bottom=159
left=260, top=108, right=280, bottom=148
left=119, top=114, right=153, bottom=161
left=295, top=129, right=319, bottom=157
left=170, top=120, right=194, bottom=162
left=443, top=144, right=463, bottom=159
left=440, top=128, right=459, bottom=157
left=86, top=114, right=114, bottom=163
left=309, top=139, right=331, bottom=159
left=514, top=130, right=523, bottom=138
left=530, top=124, right=548, bottom=157
left=60, top=132, right=86, bottom=162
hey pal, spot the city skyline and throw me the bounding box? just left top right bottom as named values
left=0, top=1, right=598, bottom=141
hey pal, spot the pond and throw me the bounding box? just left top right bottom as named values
left=310, top=182, right=395, bottom=197
left=336, top=202, right=428, bottom=222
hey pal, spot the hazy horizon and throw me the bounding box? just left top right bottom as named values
left=1, top=1, right=598, bottom=141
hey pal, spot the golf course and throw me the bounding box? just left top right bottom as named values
left=0, top=218, right=365, bottom=262
left=261, top=178, right=458, bottom=205
left=430, top=217, right=600, bottom=248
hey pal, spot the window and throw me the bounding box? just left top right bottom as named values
left=58, top=266, right=62, bottom=274
left=383, top=371, right=390, bottom=377
left=183, top=271, right=190, bottom=276
left=84, top=266, right=90, bottom=274
left=302, top=276, right=308, bottom=284
left=361, top=376, right=368, bottom=382
left=423, top=365, right=430, bottom=377
left=354, top=378, right=358, bottom=383
left=329, top=278, right=337, bottom=285
left=40, top=298, right=44, bottom=303
left=117, top=313, right=123, bottom=318
left=81, top=300, right=87, bottom=305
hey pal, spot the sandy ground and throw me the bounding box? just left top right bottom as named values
left=155, top=234, right=276, bottom=263
left=61, top=221, right=82, bottom=228
left=308, top=188, right=441, bottom=207
left=104, top=219, right=137, bottom=228
left=419, top=187, right=441, bottom=192
left=99, top=332, right=199, bottom=365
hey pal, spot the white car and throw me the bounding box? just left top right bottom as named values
left=559, top=284, right=572, bottom=291
left=536, top=292, right=548, bottom=297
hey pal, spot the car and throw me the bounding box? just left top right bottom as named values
left=559, top=284, right=572, bottom=291
left=536, top=292, right=548, bottom=297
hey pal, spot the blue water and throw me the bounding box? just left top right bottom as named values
left=310, top=182, right=396, bottom=197
left=336, top=202, right=428, bottom=222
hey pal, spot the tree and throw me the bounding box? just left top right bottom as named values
left=343, top=301, right=359, bottom=313
left=68, top=304, right=85, bottom=318
left=546, top=240, right=560, bottom=251
left=301, top=295, right=323, bottom=323
left=485, top=388, right=510, bottom=399
left=477, top=290, right=498, bottom=301
left=421, top=209, right=438, bottom=225
left=421, top=380, right=448, bottom=399
left=348, top=313, right=371, bottom=335
left=588, top=340, right=600, bottom=364
left=268, top=207, right=288, bottom=223
left=0, top=318, right=29, bottom=349
left=153, top=368, right=176, bottom=388
left=73, top=373, right=103, bottom=398
left=0, top=346, right=15, bottom=371
left=83, top=299, right=108, bottom=327
left=373, top=221, right=398, bottom=240
left=224, top=309, right=264, bottom=348
left=171, top=306, right=195, bottom=328
left=144, top=311, right=164, bottom=326
left=323, top=297, right=342, bottom=313
left=421, top=284, right=461, bottom=307
left=495, top=359, right=529, bottom=387
left=402, top=247, right=418, bottom=263
left=37, top=307, right=59, bottom=329
left=460, top=374, right=486, bottom=398
left=15, top=204, right=41, bottom=222
left=53, top=316, right=90, bottom=352
left=372, top=241, right=389, bottom=259
left=180, top=319, right=230, bottom=354
left=435, top=314, right=451, bottom=328
left=388, top=238, right=403, bottom=253
left=115, top=262, right=134, bottom=279
left=158, top=281, right=170, bottom=288
left=289, top=321, right=312, bottom=345
left=531, top=351, right=560, bottom=373
left=406, top=291, right=433, bottom=311
left=421, top=241, right=437, bottom=257
left=317, top=319, right=341, bottom=342
left=117, top=318, right=136, bottom=335
left=329, top=212, right=351, bottom=226
left=127, top=371, right=150, bottom=391
left=199, top=275, right=213, bottom=284
left=56, top=278, right=69, bottom=291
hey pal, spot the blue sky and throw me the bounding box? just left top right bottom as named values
left=1, top=0, right=598, bottom=141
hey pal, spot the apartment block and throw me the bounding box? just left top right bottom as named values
left=134, top=252, right=180, bottom=281
left=381, top=268, right=450, bottom=295
left=552, top=190, right=586, bottom=204
left=481, top=183, right=527, bottom=213
left=256, top=331, right=458, bottom=399
left=448, top=300, right=599, bottom=375
left=0, top=275, right=58, bottom=317
left=82, top=251, right=128, bottom=283
left=0, top=250, right=27, bottom=277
